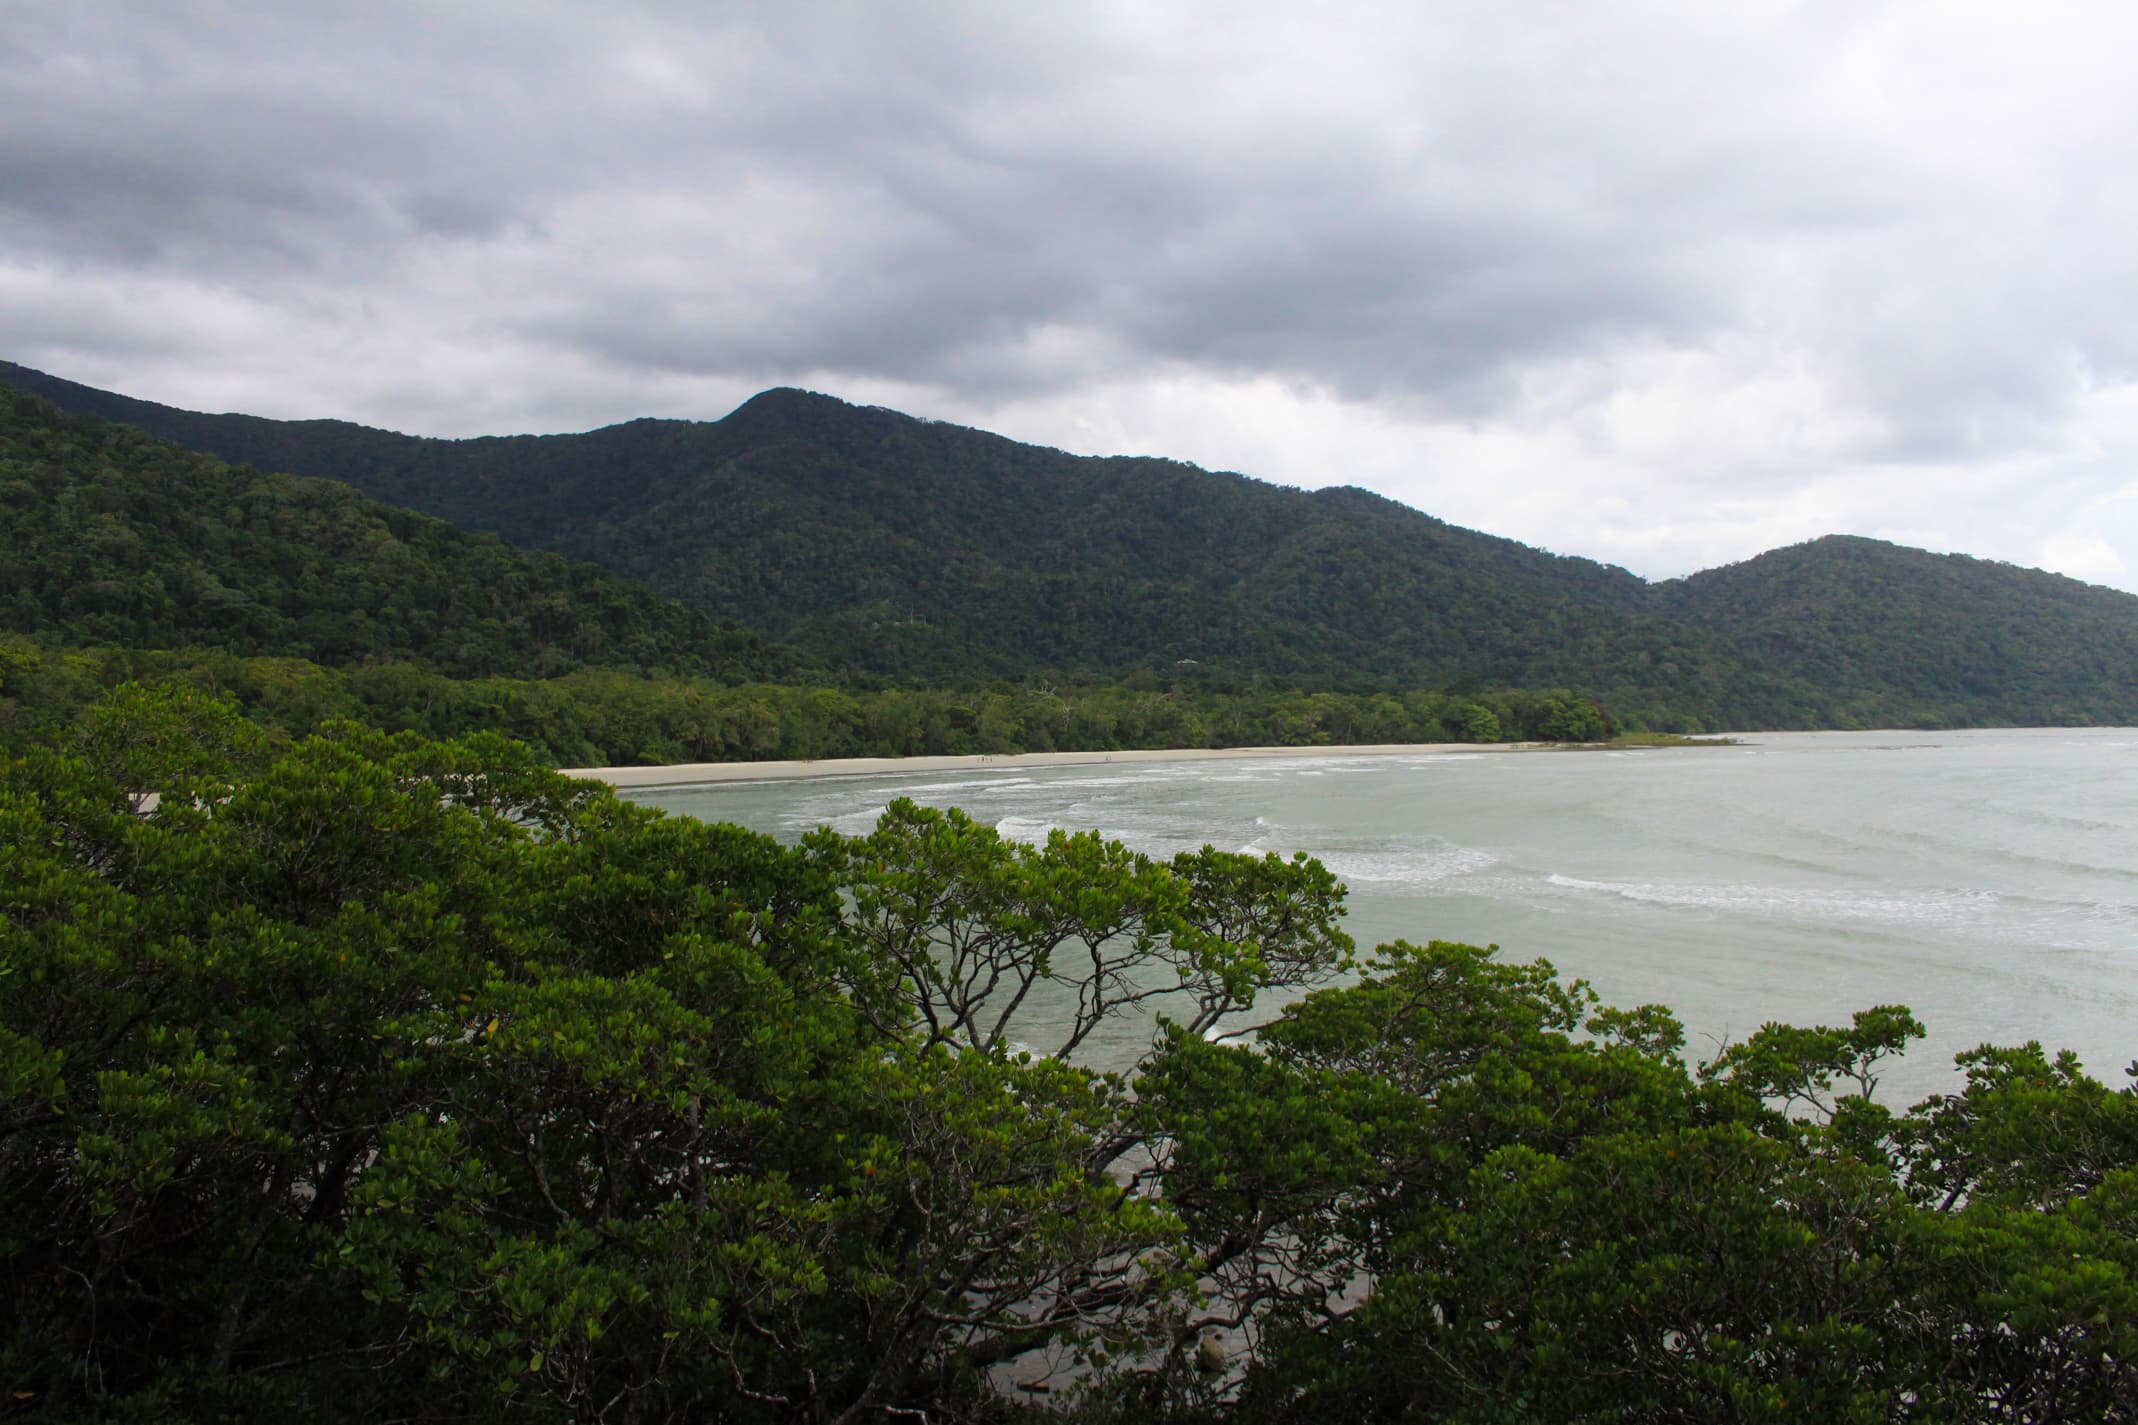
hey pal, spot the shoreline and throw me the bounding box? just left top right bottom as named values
left=564, top=740, right=1554, bottom=790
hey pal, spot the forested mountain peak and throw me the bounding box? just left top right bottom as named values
left=1656, top=532, right=2138, bottom=725
left=1663, top=530, right=2128, bottom=611
left=726, top=384, right=864, bottom=420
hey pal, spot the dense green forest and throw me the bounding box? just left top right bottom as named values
left=0, top=385, right=1630, bottom=761
left=12, top=359, right=2138, bottom=732
left=5, top=688, right=2132, bottom=1421
left=1661, top=535, right=2138, bottom=727
left=0, top=636, right=1617, bottom=767
left=0, top=387, right=778, bottom=683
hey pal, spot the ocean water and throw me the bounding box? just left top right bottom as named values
left=626, top=729, right=2138, bottom=1103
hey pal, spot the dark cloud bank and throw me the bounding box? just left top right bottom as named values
left=5, top=2, right=2137, bottom=586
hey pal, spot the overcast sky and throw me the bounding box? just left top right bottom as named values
left=7, top=2, right=2138, bottom=588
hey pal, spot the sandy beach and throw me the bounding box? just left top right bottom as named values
left=563, top=740, right=1545, bottom=789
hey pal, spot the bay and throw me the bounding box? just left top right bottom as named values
left=626, top=728, right=2138, bottom=1104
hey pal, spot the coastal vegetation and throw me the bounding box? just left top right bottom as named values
left=4, top=690, right=2133, bottom=1421
left=0, top=636, right=1618, bottom=766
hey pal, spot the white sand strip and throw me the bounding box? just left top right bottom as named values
left=564, top=741, right=1543, bottom=789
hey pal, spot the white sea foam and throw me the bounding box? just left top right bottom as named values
left=876, top=776, right=1039, bottom=795
left=1542, top=873, right=2003, bottom=929
left=828, top=804, right=891, bottom=835
left=1318, top=844, right=1497, bottom=889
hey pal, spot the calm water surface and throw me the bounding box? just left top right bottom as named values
left=628, top=729, right=2138, bottom=1103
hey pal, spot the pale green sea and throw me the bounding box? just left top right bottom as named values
left=627, top=728, right=2138, bottom=1103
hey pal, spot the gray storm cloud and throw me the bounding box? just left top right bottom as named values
left=4, top=1, right=2137, bottom=585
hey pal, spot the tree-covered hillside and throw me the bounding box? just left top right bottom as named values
left=0, top=384, right=1637, bottom=762
left=13, top=359, right=2138, bottom=731
left=0, top=363, right=1803, bottom=729
left=1659, top=535, right=2138, bottom=727
left=0, top=387, right=776, bottom=682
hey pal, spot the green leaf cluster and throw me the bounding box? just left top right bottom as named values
left=1137, top=944, right=2138, bottom=1423
left=5, top=689, right=2133, bottom=1423
left=0, top=688, right=1348, bottom=1420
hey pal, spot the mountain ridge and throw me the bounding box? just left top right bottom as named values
left=8, top=358, right=2136, bottom=730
